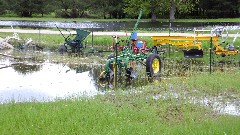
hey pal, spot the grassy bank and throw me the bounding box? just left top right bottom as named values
left=0, top=32, right=153, bottom=51
left=0, top=71, right=239, bottom=134
left=0, top=32, right=239, bottom=52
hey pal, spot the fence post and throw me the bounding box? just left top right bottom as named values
left=210, top=37, right=213, bottom=74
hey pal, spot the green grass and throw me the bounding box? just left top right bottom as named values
left=0, top=16, right=240, bottom=134
left=0, top=42, right=240, bottom=134
left=0, top=71, right=239, bottom=134
left=1, top=31, right=239, bottom=51
left=175, top=18, right=240, bottom=22
left=0, top=32, right=148, bottom=51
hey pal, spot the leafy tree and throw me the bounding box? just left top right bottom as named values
left=124, top=0, right=199, bottom=21
left=2, top=0, right=239, bottom=19
left=0, top=0, right=7, bottom=15
left=197, top=0, right=239, bottom=18
left=5, top=0, right=49, bottom=17
left=53, top=0, right=91, bottom=18
left=108, top=0, right=125, bottom=19
left=89, top=0, right=125, bottom=19
left=32, top=0, right=55, bottom=17
left=212, top=0, right=238, bottom=18
left=89, top=0, right=109, bottom=19
left=123, top=0, right=150, bottom=18
left=75, top=0, right=92, bottom=17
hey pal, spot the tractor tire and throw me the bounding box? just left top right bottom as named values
left=107, top=53, right=115, bottom=59
left=146, top=53, right=161, bottom=77
left=58, top=45, right=67, bottom=54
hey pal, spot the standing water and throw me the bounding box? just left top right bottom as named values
left=0, top=51, right=105, bottom=103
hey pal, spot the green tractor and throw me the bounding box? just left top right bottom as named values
left=99, top=11, right=162, bottom=85
left=99, top=32, right=162, bottom=83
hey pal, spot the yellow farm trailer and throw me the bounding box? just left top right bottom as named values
left=151, top=28, right=239, bottom=58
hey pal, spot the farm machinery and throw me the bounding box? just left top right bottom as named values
left=99, top=11, right=162, bottom=83
left=99, top=23, right=239, bottom=84
left=56, top=25, right=91, bottom=54
left=152, top=27, right=239, bottom=58
left=99, top=31, right=161, bottom=82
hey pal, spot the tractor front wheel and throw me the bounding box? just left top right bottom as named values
left=146, top=53, right=161, bottom=78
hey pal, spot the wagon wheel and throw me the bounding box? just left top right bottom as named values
left=146, top=53, right=161, bottom=78
left=220, top=28, right=228, bottom=44
left=58, top=44, right=67, bottom=54
left=98, top=71, right=109, bottom=88
left=98, top=69, right=122, bottom=88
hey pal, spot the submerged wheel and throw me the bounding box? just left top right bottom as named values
left=58, top=44, right=67, bottom=54
left=98, top=71, right=109, bottom=87
left=107, top=53, right=115, bottom=59
left=99, top=71, right=108, bottom=80
left=146, top=53, right=161, bottom=77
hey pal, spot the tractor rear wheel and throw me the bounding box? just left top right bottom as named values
left=146, top=53, right=161, bottom=77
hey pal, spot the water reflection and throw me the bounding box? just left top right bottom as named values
left=12, top=63, right=42, bottom=75
left=0, top=52, right=150, bottom=103
left=0, top=60, right=103, bottom=103
left=1, top=49, right=239, bottom=104
left=0, top=20, right=239, bottom=31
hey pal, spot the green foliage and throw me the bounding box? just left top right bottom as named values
left=3, top=0, right=55, bottom=17
left=0, top=0, right=7, bottom=15
left=1, top=0, right=239, bottom=19
left=123, top=0, right=200, bottom=20
left=198, top=0, right=239, bottom=18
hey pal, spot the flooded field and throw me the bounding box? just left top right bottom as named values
left=0, top=50, right=150, bottom=103
left=0, top=49, right=239, bottom=116
left=0, top=53, right=101, bottom=103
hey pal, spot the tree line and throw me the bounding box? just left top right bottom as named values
left=0, top=0, right=239, bottom=21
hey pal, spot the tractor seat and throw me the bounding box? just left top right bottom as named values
left=137, top=41, right=143, bottom=48
left=136, top=40, right=147, bottom=53
left=137, top=40, right=146, bottom=48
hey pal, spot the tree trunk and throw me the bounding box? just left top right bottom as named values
left=71, top=0, right=78, bottom=18
left=169, top=0, right=176, bottom=22
left=71, top=8, right=78, bottom=18
left=21, top=11, right=32, bottom=17
left=151, top=13, right=157, bottom=22
left=150, top=0, right=157, bottom=22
